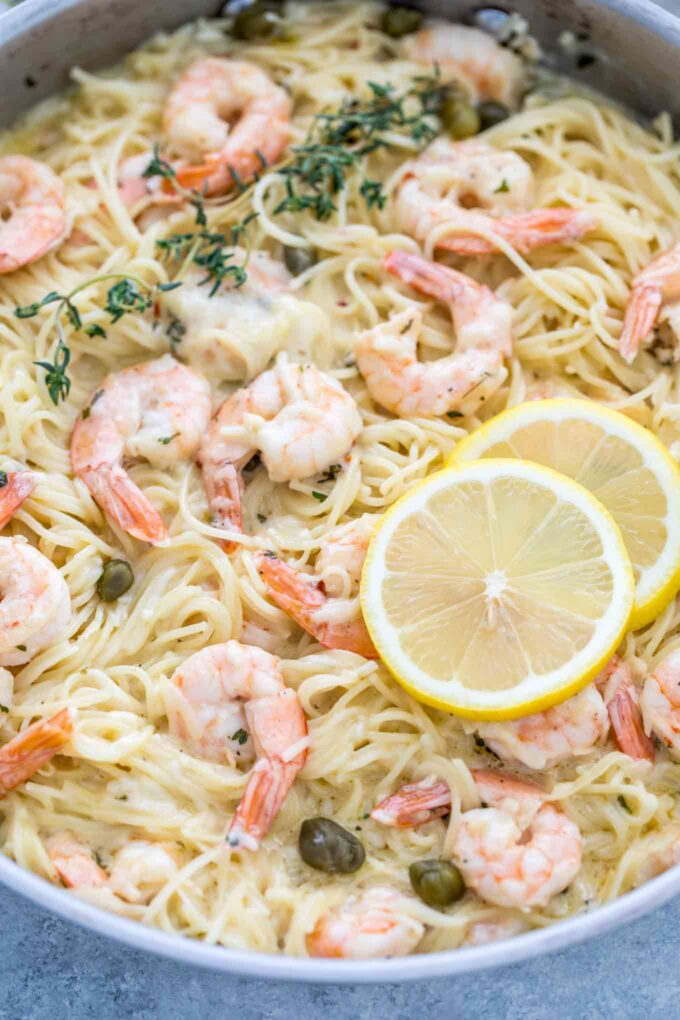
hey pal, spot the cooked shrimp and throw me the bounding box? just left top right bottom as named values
left=0, top=536, right=71, bottom=666
left=406, top=23, right=525, bottom=106
left=162, top=58, right=291, bottom=195
left=355, top=250, right=512, bottom=416
left=0, top=708, right=73, bottom=796
left=314, top=515, right=376, bottom=598
left=117, top=153, right=183, bottom=226
left=618, top=242, right=680, bottom=362
left=0, top=471, right=36, bottom=530
left=597, top=656, right=655, bottom=763
left=641, top=649, right=680, bottom=757
left=165, top=641, right=308, bottom=849
left=452, top=771, right=582, bottom=909
left=371, top=774, right=452, bottom=828
left=71, top=354, right=212, bottom=546
left=396, top=139, right=595, bottom=255
left=255, top=552, right=377, bottom=659
left=471, top=685, right=609, bottom=770
left=306, top=886, right=424, bottom=959
left=0, top=156, right=67, bottom=273
left=198, top=359, right=361, bottom=547
left=47, top=831, right=179, bottom=903
left=464, top=912, right=529, bottom=946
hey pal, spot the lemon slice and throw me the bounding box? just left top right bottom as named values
left=450, top=399, right=680, bottom=629
left=361, top=460, right=634, bottom=720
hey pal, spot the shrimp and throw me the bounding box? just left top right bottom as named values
left=162, top=254, right=329, bottom=382
left=451, top=771, right=582, bottom=909
left=165, top=641, right=308, bottom=849
left=597, top=656, right=655, bottom=763
left=306, top=886, right=424, bottom=959
left=395, top=139, right=595, bottom=256
left=471, top=684, right=609, bottom=770
left=256, top=516, right=377, bottom=656
left=406, top=23, right=525, bottom=107
left=162, top=58, right=291, bottom=195
left=355, top=250, right=512, bottom=416
left=0, top=708, right=73, bottom=797
left=198, top=359, right=361, bottom=547
left=0, top=536, right=71, bottom=666
left=464, top=912, right=529, bottom=946
left=47, top=831, right=179, bottom=904
left=0, top=156, right=67, bottom=273
left=117, top=153, right=184, bottom=227
left=641, top=649, right=680, bottom=757
left=0, top=471, right=36, bottom=530
left=71, top=354, right=212, bottom=546
left=618, top=242, right=680, bottom=363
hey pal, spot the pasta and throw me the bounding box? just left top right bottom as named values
left=1, top=0, right=680, bottom=957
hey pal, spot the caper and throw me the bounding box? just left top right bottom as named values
left=409, top=859, right=465, bottom=908
left=380, top=6, right=423, bottom=38
left=96, top=559, right=134, bottom=602
left=478, top=100, right=511, bottom=131
left=283, top=245, right=318, bottom=276
left=233, top=3, right=283, bottom=40
left=441, top=97, right=481, bottom=140
left=299, top=817, right=366, bottom=874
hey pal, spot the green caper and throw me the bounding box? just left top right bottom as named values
left=409, top=859, right=465, bottom=908
left=478, top=100, right=511, bottom=131
left=441, top=97, right=481, bottom=140
left=233, top=3, right=283, bottom=40
left=96, top=559, right=134, bottom=602
left=299, top=817, right=366, bottom=874
left=283, top=245, right=318, bottom=276
left=380, top=6, right=423, bottom=38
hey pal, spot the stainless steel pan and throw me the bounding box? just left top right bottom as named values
left=1, top=0, right=680, bottom=982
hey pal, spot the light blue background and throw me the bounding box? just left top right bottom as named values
left=2, top=0, right=680, bottom=1016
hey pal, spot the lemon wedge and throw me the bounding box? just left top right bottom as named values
left=361, top=459, right=634, bottom=720
left=450, top=399, right=680, bottom=629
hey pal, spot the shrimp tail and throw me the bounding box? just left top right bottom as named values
left=199, top=460, right=243, bottom=553
left=227, top=757, right=300, bottom=850
left=607, top=679, right=656, bottom=762
left=0, top=708, right=73, bottom=796
left=619, top=285, right=662, bottom=363
left=79, top=465, right=168, bottom=546
left=47, top=831, right=109, bottom=888
left=384, top=249, right=474, bottom=302
left=0, top=471, right=36, bottom=529
left=256, top=553, right=378, bottom=658
left=439, top=208, right=596, bottom=255
left=371, top=777, right=451, bottom=827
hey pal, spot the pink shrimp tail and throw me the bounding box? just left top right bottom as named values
left=228, top=757, right=301, bottom=849
left=618, top=285, right=662, bottom=363
left=256, top=552, right=378, bottom=659
left=371, top=777, right=451, bottom=828
left=78, top=465, right=168, bottom=546
left=439, top=208, right=596, bottom=255
left=384, top=249, right=475, bottom=301
left=0, top=708, right=73, bottom=796
left=607, top=678, right=655, bottom=763
left=199, top=461, right=243, bottom=554
left=0, top=471, right=36, bottom=530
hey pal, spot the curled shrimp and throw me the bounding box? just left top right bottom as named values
left=198, top=359, right=361, bottom=547
left=641, top=648, right=680, bottom=757
left=618, top=242, right=680, bottom=363
left=597, top=656, right=655, bottom=763
left=306, top=886, right=424, bottom=959
left=0, top=536, right=70, bottom=667
left=471, top=684, right=609, bottom=770
left=395, top=139, right=595, bottom=256
left=0, top=708, right=73, bottom=796
left=354, top=249, right=512, bottom=416
left=406, top=23, right=524, bottom=107
left=162, top=58, right=291, bottom=195
left=165, top=641, right=308, bottom=849
left=451, top=771, right=582, bottom=909
left=47, top=830, right=179, bottom=904
left=0, top=471, right=36, bottom=530
left=71, top=354, right=212, bottom=546
left=0, top=156, right=67, bottom=273
left=256, top=516, right=377, bottom=656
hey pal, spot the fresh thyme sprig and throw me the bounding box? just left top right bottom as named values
left=274, top=71, right=446, bottom=221
left=156, top=211, right=259, bottom=296
left=16, top=274, right=178, bottom=406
